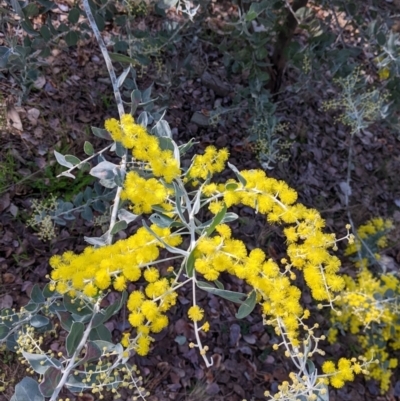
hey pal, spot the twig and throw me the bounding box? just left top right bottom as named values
left=82, top=0, right=127, bottom=245
left=49, top=302, right=100, bottom=401
left=56, top=143, right=113, bottom=178
left=82, top=0, right=124, bottom=117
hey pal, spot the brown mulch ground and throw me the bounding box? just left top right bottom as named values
left=1, top=0, right=400, bottom=400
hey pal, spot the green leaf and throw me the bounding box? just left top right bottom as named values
left=68, top=7, right=80, bottom=24
left=41, top=283, right=57, bottom=298
left=6, top=333, right=17, bottom=351
left=142, top=221, right=187, bottom=256
left=157, top=136, right=175, bottom=152
left=91, top=126, right=112, bottom=140
left=94, top=13, right=105, bottom=31
left=77, top=340, right=102, bottom=364
left=14, top=377, right=44, bottom=401
left=110, top=220, right=127, bottom=235
left=185, top=248, right=197, bottom=277
left=228, top=162, right=247, bottom=186
left=89, top=324, right=111, bottom=342
left=197, top=281, right=246, bottom=304
left=109, top=52, right=137, bottom=64
left=142, top=83, right=153, bottom=102
left=0, top=324, right=8, bottom=340
left=21, top=19, right=39, bottom=36
left=21, top=352, right=62, bottom=375
left=131, top=89, right=142, bottom=114
left=37, top=0, right=56, bottom=12
left=172, top=182, right=187, bottom=224
left=92, top=292, right=127, bottom=328
left=225, top=182, right=238, bottom=191
left=54, top=150, right=74, bottom=169
left=118, top=209, right=138, bottom=224
left=39, top=25, right=52, bottom=41
left=23, top=3, right=39, bottom=17
left=38, top=367, right=62, bottom=397
left=221, top=212, right=238, bottom=224
left=90, top=161, right=118, bottom=180
left=30, top=315, right=50, bottom=328
left=306, top=359, right=316, bottom=375
left=117, top=66, right=130, bottom=88
left=152, top=119, right=172, bottom=138
left=64, top=294, right=92, bottom=316
left=11, top=0, right=24, bottom=18
left=66, top=322, right=85, bottom=356
left=94, top=340, right=123, bottom=354
left=65, top=155, right=81, bottom=166
left=376, top=31, right=386, bottom=47
left=158, top=0, right=179, bottom=10
left=30, top=284, right=45, bottom=304
left=205, top=204, right=227, bottom=236
left=0, top=46, right=10, bottom=69
left=214, top=280, right=224, bottom=289
left=84, top=141, right=94, bottom=156
left=149, top=212, right=175, bottom=228
left=56, top=311, right=73, bottom=331
left=245, top=10, right=257, bottom=22
left=235, top=290, right=257, bottom=319
left=137, top=111, right=148, bottom=127
left=65, top=31, right=79, bottom=47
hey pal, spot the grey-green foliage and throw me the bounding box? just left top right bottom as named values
left=1, top=0, right=115, bottom=101
left=0, top=284, right=141, bottom=401
left=52, top=67, right=182, bottom=244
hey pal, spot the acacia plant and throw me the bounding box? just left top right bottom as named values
left=2, top=0, right=397, bottom=400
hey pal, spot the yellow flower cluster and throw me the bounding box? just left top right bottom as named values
left=189, top=146, right=229, bottom=179
left=322, top=358, right=364, bottom=388
left=105, top=114, right=181, bottom=183
left=195, top=225, right=303, bottom=344
left=329, top=217, right=398, bottom=393
left=188, top=305, right=204, bottom=322
left=49, top=225, right=182, bottom=356
left=196, top=169, right=348, bottom=345
left=202, top=169, right=344, bottom=301
left=121, top=171, right=169, bottom=215
left=126, top=286, right=177, bottom=355
left=328, top=269, right=400, bottom=392
left=360, top=343, right=398, bottom=392
left=345, top=217, right=393, bottom=268
left=50, top=225, right=182, bottom=296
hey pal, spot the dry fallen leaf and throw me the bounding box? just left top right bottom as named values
left=6, top=97, right=23, bottom=131
left=0, top=294, right=13, bottom=309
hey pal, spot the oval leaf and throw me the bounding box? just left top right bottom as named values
left=84, top=141, right=94, bottom=156
left=30, top=315, right=50, bottom=328
left=197, top=281, right=246, bottom=304
left=90, top=161, right=118, bottom=180
left=14, top=377, right=44, bottom=401
left=38, top=367, right=62, bottom=397
left=66, top=322, right=85, bottom=356
left=235, top=290, right=257, bottom=319
left=110, top=220, right=127, bottom=235
left=54, top=150, right=73, bottom=168
left=205, top=203, right=227, bottom=236
left=92, top=126, right=112, bottom=140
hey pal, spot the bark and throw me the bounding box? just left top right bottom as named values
left=269, top=0, right=309, bottom=94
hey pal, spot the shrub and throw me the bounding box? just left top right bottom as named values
left=2, top=0, right=399, bottom=400
left=328, top=218, right=399, bottom=393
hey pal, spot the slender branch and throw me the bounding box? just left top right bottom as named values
left=82, top=0, right=127, bottom=245
left=49, top=302, right=100, bottom=401
left=56, top=143, right=113, bottom=178
left=82, top=0, right=124, bottom=118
